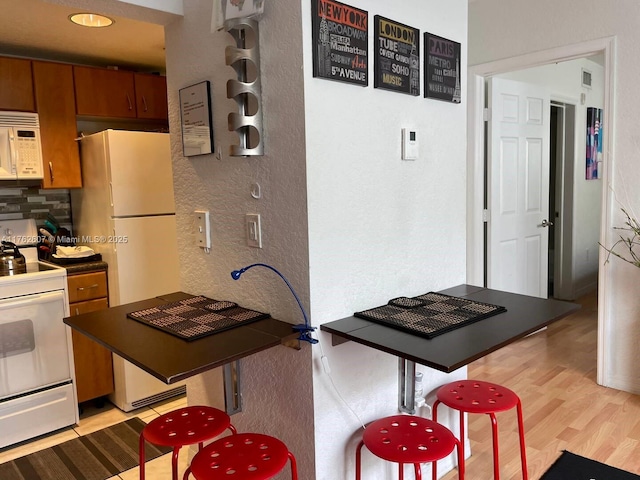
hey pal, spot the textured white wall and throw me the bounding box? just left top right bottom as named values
left=469, top=0, right=640, bottom=393
left=165, top=0, right=468, bottom=478
left=164, top=0, right=315, bottom=478
left=301, top=0, right=469, bottom=478
left=497, top=58, right=605, bottom=297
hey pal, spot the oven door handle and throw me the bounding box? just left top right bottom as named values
left=0, top=291, right=65, bottom=310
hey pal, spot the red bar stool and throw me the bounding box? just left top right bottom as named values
left=355, top=415, right=464, bottom=480
left=139, top=405, right=237, bottom=480
left=432, top=380, right=528, bottom=480
left=184, top=432, right=298, bottom=479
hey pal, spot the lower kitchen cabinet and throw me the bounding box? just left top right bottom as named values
left=68, top=270, right=114, bottom=404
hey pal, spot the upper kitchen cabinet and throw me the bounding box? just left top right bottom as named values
left=134, top=73, right=168, bottom=120
left=73, top=66, right=137, bottom=118
left=73, top=66, right=168, bottom=122
left=0, top=57, right=35, bottom=112
left=33, top=61, right=82, bottom=189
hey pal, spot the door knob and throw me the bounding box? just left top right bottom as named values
left=540, top=219, right=554, bottom=227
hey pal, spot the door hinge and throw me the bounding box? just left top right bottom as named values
left=482, top=209, right=490, bottom=222
left=483, top=107, right=491, bottom=122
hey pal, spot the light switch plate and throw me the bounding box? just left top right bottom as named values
left=195, top=210, right=211, bottom=249
left=245, top=213, right=262, bottom=248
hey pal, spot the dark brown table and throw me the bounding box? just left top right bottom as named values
left=320, top=284, right=581, bottom=373
left=63, top=292, right=299, bottom=384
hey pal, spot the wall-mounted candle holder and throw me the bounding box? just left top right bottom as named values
left=225, top=18, right=264, bottom=156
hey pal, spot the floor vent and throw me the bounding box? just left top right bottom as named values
left=130, top=385, right=186, bottom=409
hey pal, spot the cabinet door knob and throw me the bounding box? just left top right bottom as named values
left=77, top=284, right=99, bottom=291
left=49, top=161, right=54, bottom=182
left=126, top=92, right=133, bottom=111
left=142, top=95, right=148, bottom=112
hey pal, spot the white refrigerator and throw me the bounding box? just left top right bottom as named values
left=71, top=129, right=186, bottom=411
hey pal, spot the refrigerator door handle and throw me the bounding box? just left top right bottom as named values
left=109, top=182, right=114, bottom=208
left=113, top=228, right=117, bottom=253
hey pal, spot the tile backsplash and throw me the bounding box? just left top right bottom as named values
left=0, top=187, right=72, bottom=230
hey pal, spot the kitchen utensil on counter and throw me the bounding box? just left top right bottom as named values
left=54, top=227, right=73, bottom=246
left=46, top=213, right=60, bottom=232
left=44, top=219, right=58, bottom=234
left=39, top=228, right=55, bottom=243
left=0, top=241, right=27, bottom=276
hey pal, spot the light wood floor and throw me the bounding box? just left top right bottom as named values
left=441, top=290, right=640, bottom=480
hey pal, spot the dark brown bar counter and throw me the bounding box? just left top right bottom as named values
left=320, top=284, right=581, bottom=373
left=63, top=292, right=299, bottom=384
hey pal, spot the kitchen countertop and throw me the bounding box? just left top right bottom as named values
left=43, top=259, right=108, bottom=274
left=63, top=291, right=299, bottom=384
left=320, top=284, right=581, bottom=373
left=60, top=260, right=108, bottom=275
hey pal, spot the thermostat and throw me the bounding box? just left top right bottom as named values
left=402, top=128, right=418, bottom=160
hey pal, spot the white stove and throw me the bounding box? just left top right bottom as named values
left=0, top=219, right=78, bottom=449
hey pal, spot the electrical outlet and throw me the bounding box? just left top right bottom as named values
left=245, top=214, right=262, bottom=248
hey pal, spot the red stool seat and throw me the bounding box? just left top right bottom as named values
left=433, top=380, right=528, bottom=480
left=140, top=405, right=236, bottom=480
left=186, top=433, right=298, bottom=479
left=356, top=415, right=464, bottom=480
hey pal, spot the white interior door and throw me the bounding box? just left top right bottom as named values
left=487, top=77, right=551, bottom=298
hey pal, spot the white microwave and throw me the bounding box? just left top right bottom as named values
left=0, top=112, right=44, bottom=180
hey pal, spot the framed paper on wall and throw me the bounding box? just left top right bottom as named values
left=424, top=32, right=462, bottom=103
left=179, top=81, right=214, bottom=157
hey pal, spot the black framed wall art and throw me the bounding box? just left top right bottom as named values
left=374, top=16, right=420, bottom=96
left=424, top=33, right=462, bottom=103
left=311, top=0, right=369, bottom=86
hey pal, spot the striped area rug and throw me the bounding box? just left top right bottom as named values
left=0, top=417, right=171, bottom=480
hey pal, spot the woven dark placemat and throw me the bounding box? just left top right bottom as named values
left=127, top=296, right=270, bottom=341
left=354, top=292, right=506, bottom=339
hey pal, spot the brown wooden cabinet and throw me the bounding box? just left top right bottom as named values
left=73, top=66, right=137, bottom=118
left=32, top=61, right=82, bottom=189
left=0, top=57, right=35, bottom=112
left=73, top=66, right=168, bottom=121
left=134, top=73, right=168, bottom=120
left=68, top=270, right=114, bottom=404
left=1, top=58, right=168, bottom=188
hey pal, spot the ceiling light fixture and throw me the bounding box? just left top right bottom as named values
left=69, top=13, right=114, bottom=28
